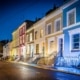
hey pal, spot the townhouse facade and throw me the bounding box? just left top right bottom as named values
left=18, top=22, right=27, bottom=60
left=62, top=0, right=80, bottom=66
left=26, top=25, right=34, bottom=58
left=34, top=19, right=46, bottom=58
left=11, top=29, right=19, bottom=60
left=45, top=8, right=62, bottom=58
left=10, top=20, right=34, bottom=61
left=12, top=30, right=17, bottom=56
left=19, top=20, right=34, bottom=61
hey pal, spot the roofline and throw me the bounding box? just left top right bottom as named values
left=62, top=0, right=78, bottom=9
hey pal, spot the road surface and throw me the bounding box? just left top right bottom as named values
left=0, top=61, right=80, bottom=80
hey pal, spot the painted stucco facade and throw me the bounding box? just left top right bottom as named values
left=45, top=9, right=62, bottom=57
left=12, top=29, right=18, bottom=57
left=62, top=0, right=80, bottom=66
left=26, top=25, right=34, bottom=58
left=34, top=19, right=46, bottom=57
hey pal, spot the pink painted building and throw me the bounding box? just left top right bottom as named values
left=18, top=20, right=34, bottom=61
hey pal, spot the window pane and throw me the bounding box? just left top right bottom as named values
left=48, top=25, right=51, bottom=34
left=73, top=34, right=79, bottom=38
left=73, top=43, right=79, bottom=49
left=40, top=29, right=43, bottom=38
left=56, top=20, right=60, bottom=31
left=30, top=33, right=32, bottom=41
left=73, top=38, right=79, bottom=42
left=72, top=34, right=80, bottom=50
left=68, top=11, right=75, bottom=25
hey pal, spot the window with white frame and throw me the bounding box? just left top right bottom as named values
left=47, top=23, right=51, bottom=34
left=67, top=8, right=76, bottom=26
left=54, top=18, right=61, bottom=32
left=30, top=33, right=32, bottom=41
left=72, top=34, right=80, bottom=50
left=69, top=28, right=80, bottom=51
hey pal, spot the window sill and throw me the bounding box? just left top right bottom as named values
left=71, top=49, right=80, bottom=52
left=67, top=23, right=75, bottom=27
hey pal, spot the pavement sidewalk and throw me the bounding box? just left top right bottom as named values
left=7, top=60, right=80, bottom=76
left=12, top=61, right=80, bottom=76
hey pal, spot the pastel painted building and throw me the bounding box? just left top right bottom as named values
left=18, top=22, right=26, bottom=60
left=8, top=0, right=80, bottom=67
left=45, top=7, right=63, bottom=57
left=12, top=29, right=18, bottom=57
left=62, top=0, right=80, bottom=66
left=34, top=18, right=46, bottom=57
left=15, top=29, right=19, bottom=57
left=18, top=20, right=34, bottom=60
left=26, top=25, right=34, bottom=58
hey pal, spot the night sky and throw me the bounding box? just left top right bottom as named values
left=0, top=0, right=63, bottom=40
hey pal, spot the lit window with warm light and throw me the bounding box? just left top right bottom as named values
left=30, top=33, right=32, bottom=41
left=40, top=29, right=43, bottom=38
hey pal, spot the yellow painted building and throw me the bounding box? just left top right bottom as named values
left=11, top=29, right=19, bottom=59
left=9, top=41, right=12, bottom=56
left=45, top=8, right=63, bottom=57
left=9, top=41, right=13, bottom=60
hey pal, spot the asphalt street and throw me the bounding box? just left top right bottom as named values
left=0, top=61, right=80, bottom=80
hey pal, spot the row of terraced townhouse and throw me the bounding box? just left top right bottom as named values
left=3, top=0, right=80, bottom=67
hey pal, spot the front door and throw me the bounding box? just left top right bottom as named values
left=59, top=38, right=63, bottom=57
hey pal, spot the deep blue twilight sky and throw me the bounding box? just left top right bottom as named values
left=0, top=0, right=63, bottom=40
